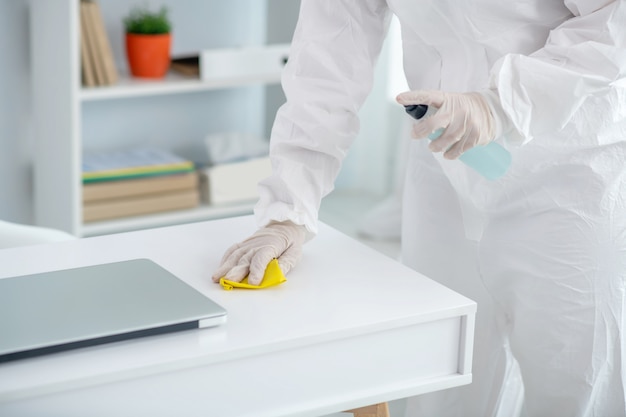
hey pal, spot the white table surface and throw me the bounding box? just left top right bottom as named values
left=0, top=215, right=476, bottom=417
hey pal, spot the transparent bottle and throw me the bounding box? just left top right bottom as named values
left=404, top=104, right=511, bottom=180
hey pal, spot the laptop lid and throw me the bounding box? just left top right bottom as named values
left=0, top=259, right=227, bottom=363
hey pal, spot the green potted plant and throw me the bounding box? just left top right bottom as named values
left=124, top=5, right=172, bottom=78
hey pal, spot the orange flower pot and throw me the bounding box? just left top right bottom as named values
left=125, top=33, right=171, bottom=78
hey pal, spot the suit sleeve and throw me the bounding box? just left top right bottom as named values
left=490, top=0, right=626, bottom=144
left=255, top=0, right=391, bottom=236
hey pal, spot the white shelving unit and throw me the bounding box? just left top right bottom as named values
left=30, top=0, right=287, bottom=237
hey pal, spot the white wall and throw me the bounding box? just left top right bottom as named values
left=264, top=0, right=300, bottom=139
left=0, top=0, right=34, bottom=224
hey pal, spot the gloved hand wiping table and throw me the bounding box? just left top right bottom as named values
left=212, top=220, right=306, bottom=287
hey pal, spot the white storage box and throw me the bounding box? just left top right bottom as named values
left=171, top=44, right=290, bottom=81
left=200, top=44, right=290, bottom=80
left=200, top=157, right=272, bottom=205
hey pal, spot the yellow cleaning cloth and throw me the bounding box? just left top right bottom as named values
left=219, top=259, right=286, bottom=291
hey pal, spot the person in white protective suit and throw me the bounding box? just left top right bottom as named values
left=213, top=1, right=626, bottom=416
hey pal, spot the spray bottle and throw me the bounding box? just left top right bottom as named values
left=404, top=104, right=511, bottom=180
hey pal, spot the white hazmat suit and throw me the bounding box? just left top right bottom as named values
left=215, top=1, right=626, bottom=416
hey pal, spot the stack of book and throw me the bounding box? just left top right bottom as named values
left=82, top=148, right=200, bottom=223
left=80, top=0, right=118, bottom=87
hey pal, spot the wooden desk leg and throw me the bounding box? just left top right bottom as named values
left=345, top=402, right=390, bottom=417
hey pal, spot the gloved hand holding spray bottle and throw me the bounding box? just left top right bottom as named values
left=398, top=91, right=512, bottom=180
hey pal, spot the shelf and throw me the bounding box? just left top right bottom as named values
left=30, top=0, right=288, bottom=238
left=80, top=201, right=255, bottom=237
left=80, top=71, right=282, bottom=102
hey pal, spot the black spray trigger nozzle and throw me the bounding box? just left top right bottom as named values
left=404, top=104, right=429, bottom=120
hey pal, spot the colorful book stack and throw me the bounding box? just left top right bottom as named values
left=80, top=0, right=118, bottom=87
left=82, top=148, right=200, bottom=222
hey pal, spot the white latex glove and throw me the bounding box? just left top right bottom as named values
left=397, top=90, right=509, bottom=160
left=211, top=221, right=307, bottom=285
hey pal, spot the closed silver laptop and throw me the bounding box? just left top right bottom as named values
left=0, top=259, right=226, bottom=362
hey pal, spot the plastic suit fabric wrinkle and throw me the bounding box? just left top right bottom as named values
left=254, top=0, right=626, bottom=416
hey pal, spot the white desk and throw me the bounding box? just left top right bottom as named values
left=0, top=216, right=476, bottom=417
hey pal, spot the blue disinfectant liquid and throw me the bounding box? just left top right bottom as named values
left=404, top=104, right=511, bottom=180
